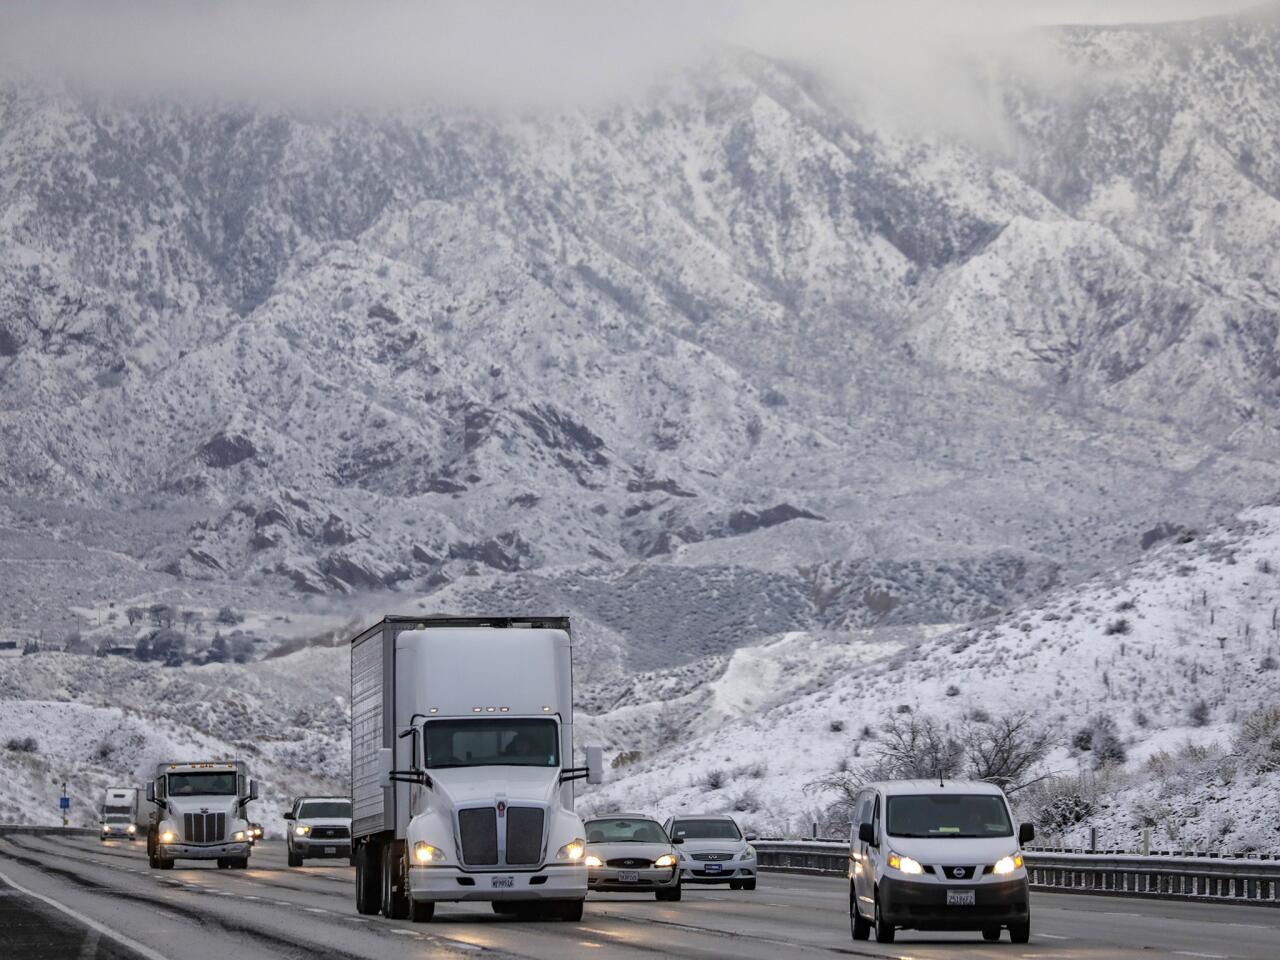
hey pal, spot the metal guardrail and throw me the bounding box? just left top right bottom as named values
left=0, top=825, right=97, bottom=837
left=753, top=841, right=1280, bottom=906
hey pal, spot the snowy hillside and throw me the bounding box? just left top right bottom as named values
left=584, top=501, right=1280, bottom=854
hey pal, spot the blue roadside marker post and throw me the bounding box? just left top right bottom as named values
left=60, top=782, right=70, bottom=827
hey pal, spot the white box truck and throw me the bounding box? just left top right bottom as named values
left=144, top=761, right=258, bottom=870
left=350, top=616, right=602, bottom=923
left=99, top=787, right=140, bottom=841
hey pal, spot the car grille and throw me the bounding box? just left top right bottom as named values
left=182, top=812, right=226, bottom=844
left=607, top=857, right=654, bottom=868
left=691, top=852, right=733, bottom=861
left=936, top=865, right=976, bottom=880
left=505, top=807, right=544, bottom=866
left=309, top=826, right=350, bottom=840
left=458, top=808, right=499, bottom=865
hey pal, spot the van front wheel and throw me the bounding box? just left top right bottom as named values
left=873, top=891, right=895, bottom=944
left=851, top=887, right=871, bottom=940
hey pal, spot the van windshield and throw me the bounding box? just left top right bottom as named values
left=167, top=773, right=236, bottom=796
left=424, top=718, right=559, bottom=769
left=886, top=794, right=1012, bottom=838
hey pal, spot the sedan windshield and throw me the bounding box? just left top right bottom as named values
left=670, top=819, right=741, bottom=841
left=299, top=801, right=351, bottom=819
left=886, top=794, right=1013, bottom=838
left=424, top=718, right=559, bottom=769
left=167, top=773, right=236, bottom=796
left=585, top=819, right=669, bottom=844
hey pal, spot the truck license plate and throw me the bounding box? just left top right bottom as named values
left=492, top=875, right=514, bottom=889
left=704, top=863, right=722, bottom=874
left=946, top=889, right=976, bottom=906
left=617, top=871, right=639, bottom=883
left=324, top=846, right=336, bottom=855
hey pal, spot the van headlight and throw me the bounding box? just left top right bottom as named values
left=654, top=853, right=677, bottom=868
left=555, top=839, right=585, bottom=861
left=887, top=852, right=924, bottom=875
left=992, top=854, right=1024, bottom=875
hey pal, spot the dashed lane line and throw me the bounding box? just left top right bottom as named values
left=0, top=868, right=175, bottom=960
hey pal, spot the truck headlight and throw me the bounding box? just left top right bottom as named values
left=294, top=825, right=310, bottom=836
left=654, top=854, right=677, bottom=868
left=992, top=854, right=1024, bottom=875
left=555, top=839, right=585, bottom=861
left=161, top=831, right=176, bottom=843
left=127, top=825, right=136, bottom=834
left=232, top=831, right=246, bottom=842
left=887, top=852, right=924, bottom=875
left=414, top=842, right=446, bottom=864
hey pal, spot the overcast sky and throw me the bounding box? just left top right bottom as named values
left=0, top=1, right=1266, bottom=114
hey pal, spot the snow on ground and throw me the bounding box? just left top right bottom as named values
left=582, top=503, right=1280, bottom=852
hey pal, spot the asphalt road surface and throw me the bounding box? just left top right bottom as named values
left=2, top=833, right=1278, bottom=959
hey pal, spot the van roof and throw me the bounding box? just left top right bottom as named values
left=868, top=779, right=1007, bottom=797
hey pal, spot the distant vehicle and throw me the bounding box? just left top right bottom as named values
left=664, top=814, right=757, bottom=890
left=848, top=779, right=1034, bottom=944
left=284, top=797, right=352, bottom=866
left=247, top=822, right=264, bottom=845
left=583, top=815, right=681, bottom=901
left=99, top=787, right=139, bottom=841
left=144, top=761, right=258, bottom=870
left=349, top=616, right=602, bottom=923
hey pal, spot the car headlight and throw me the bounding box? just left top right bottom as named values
left=232, top=831, right=246, bottom=842
left=992, top=854, right=1024, bottom=875
left=743, top=845, right=756, bottom=861
left=887, top=852, right=924, bottom=875
left=414, top=843, right=447, bottom=864
left=584, top=854, right=603, bottom=867
left=161, top=831, right=176, bottom=843
left=127, top=825, right=136, bottom=834
left=555, top=839, right=586, bottom=861
left=654, top=853, right=677, bottom=868
left=295, top=825, right=310, bottom=836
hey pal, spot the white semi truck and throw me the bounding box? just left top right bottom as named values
left=99, top=787, right=140, bottom=841
left=350, top=616, right=602, bottom=923
left=144, top=761, right=258, bottom=870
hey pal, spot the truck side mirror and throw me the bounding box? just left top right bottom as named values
left=1018, top=822, right=1035, bottom=845
left=378, top=747, right=394, bottom=789
left=248, top=779, right=259, bottom=802
left=283, top=812, right=295, bottom=820
left=145, top=782, right=155, bottom=803
left=858, top=822, right=876, bottom=846
left=585, top=746, right=603, bottom=785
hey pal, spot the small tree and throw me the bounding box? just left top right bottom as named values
left=1189, top=699, right=1210, bottom=727
left=962, top=712, right=1053, bottom=790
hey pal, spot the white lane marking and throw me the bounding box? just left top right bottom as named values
left=0, top=869, right=174, bottom=960
left=1175, top=953, right=1227, bottom=959
left=390, top=929, right=418, bottom=937
left=1039, top=934, right=1072, bottom=940
left=305, top=907, right=328, bottom=914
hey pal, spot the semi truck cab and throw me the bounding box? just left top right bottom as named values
left=146, top=761, right=257, bottom=870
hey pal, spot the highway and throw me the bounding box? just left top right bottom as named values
left=2, top=833, right=1278, bottom=959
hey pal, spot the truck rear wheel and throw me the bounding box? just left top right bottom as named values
left=355, top=841, right=381, bottom=915
left=381, top=841, right=410, bottom=920
left=556, top=900, right=584, bottom=922
left=217, top=858, right=230, bottom=869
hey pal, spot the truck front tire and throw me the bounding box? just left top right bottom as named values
left=556, top=900, right=584, bottom=922
left=287, top=848, right=303, bottom=868
left=381, top=841, right=410, bottom=920
left=355, top=841, right=381, bottom=915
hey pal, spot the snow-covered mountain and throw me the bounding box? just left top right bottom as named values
left=1, top=8, right=1278, bottom=836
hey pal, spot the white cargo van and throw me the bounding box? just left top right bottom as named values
left=849, top=780, right=1034, bottom=944
left=349, top=616, right=602, bottom=923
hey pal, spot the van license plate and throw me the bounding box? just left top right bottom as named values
left=703, top=863, right=722, bottom=874
left=492, top=875, right=514, bottom=889
left=617, top=871, right=639, bottom=882
left=946, top=889, right=975, bottom=906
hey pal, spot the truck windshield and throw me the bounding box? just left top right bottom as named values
left=102, top=806, right=133, bottom=816
left=886, top=794, right=1013, bottom=838
left=299, top=801, right=351, bottom=819
left=424, top=718, right=559, bottom=769
left=167, top=773, right=236, bottom=796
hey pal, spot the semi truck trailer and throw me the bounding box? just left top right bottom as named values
left=145, top=761, right=258, bottom=869
left=349, top=616, right=602, bottom=922
left=99, top=787, right=139, bottom=841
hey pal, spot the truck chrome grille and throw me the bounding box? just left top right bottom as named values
left=505, top=807, right=544, bottom=865
left=182, top=812, right=226, bottom=844
left=458, top=808, right=498, bottom=865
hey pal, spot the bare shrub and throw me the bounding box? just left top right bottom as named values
left=962, top=712, right=1054, bottom=790
left=1189, top=699, right=1210, bottom=727
left=731, top=789, right=760, bottom=813
left=4, top=737, right=37, bottom=753
left=1104, top=618, right=1131, bottom=636
left=1236, top=706, right=1280, bottom=774
left=611, top=749, right=642, bottom=769
left=703, top=769, right=727, bottom=791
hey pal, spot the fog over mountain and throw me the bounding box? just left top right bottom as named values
left=1, top=3, right=1277, bottom=826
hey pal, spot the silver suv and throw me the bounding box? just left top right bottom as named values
left=663, top=814, right=757, bottom=890
left=283, top=796, right=353, bottom=867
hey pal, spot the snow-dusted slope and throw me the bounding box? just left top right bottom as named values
left=585, top=502, right=1280, bottom=853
